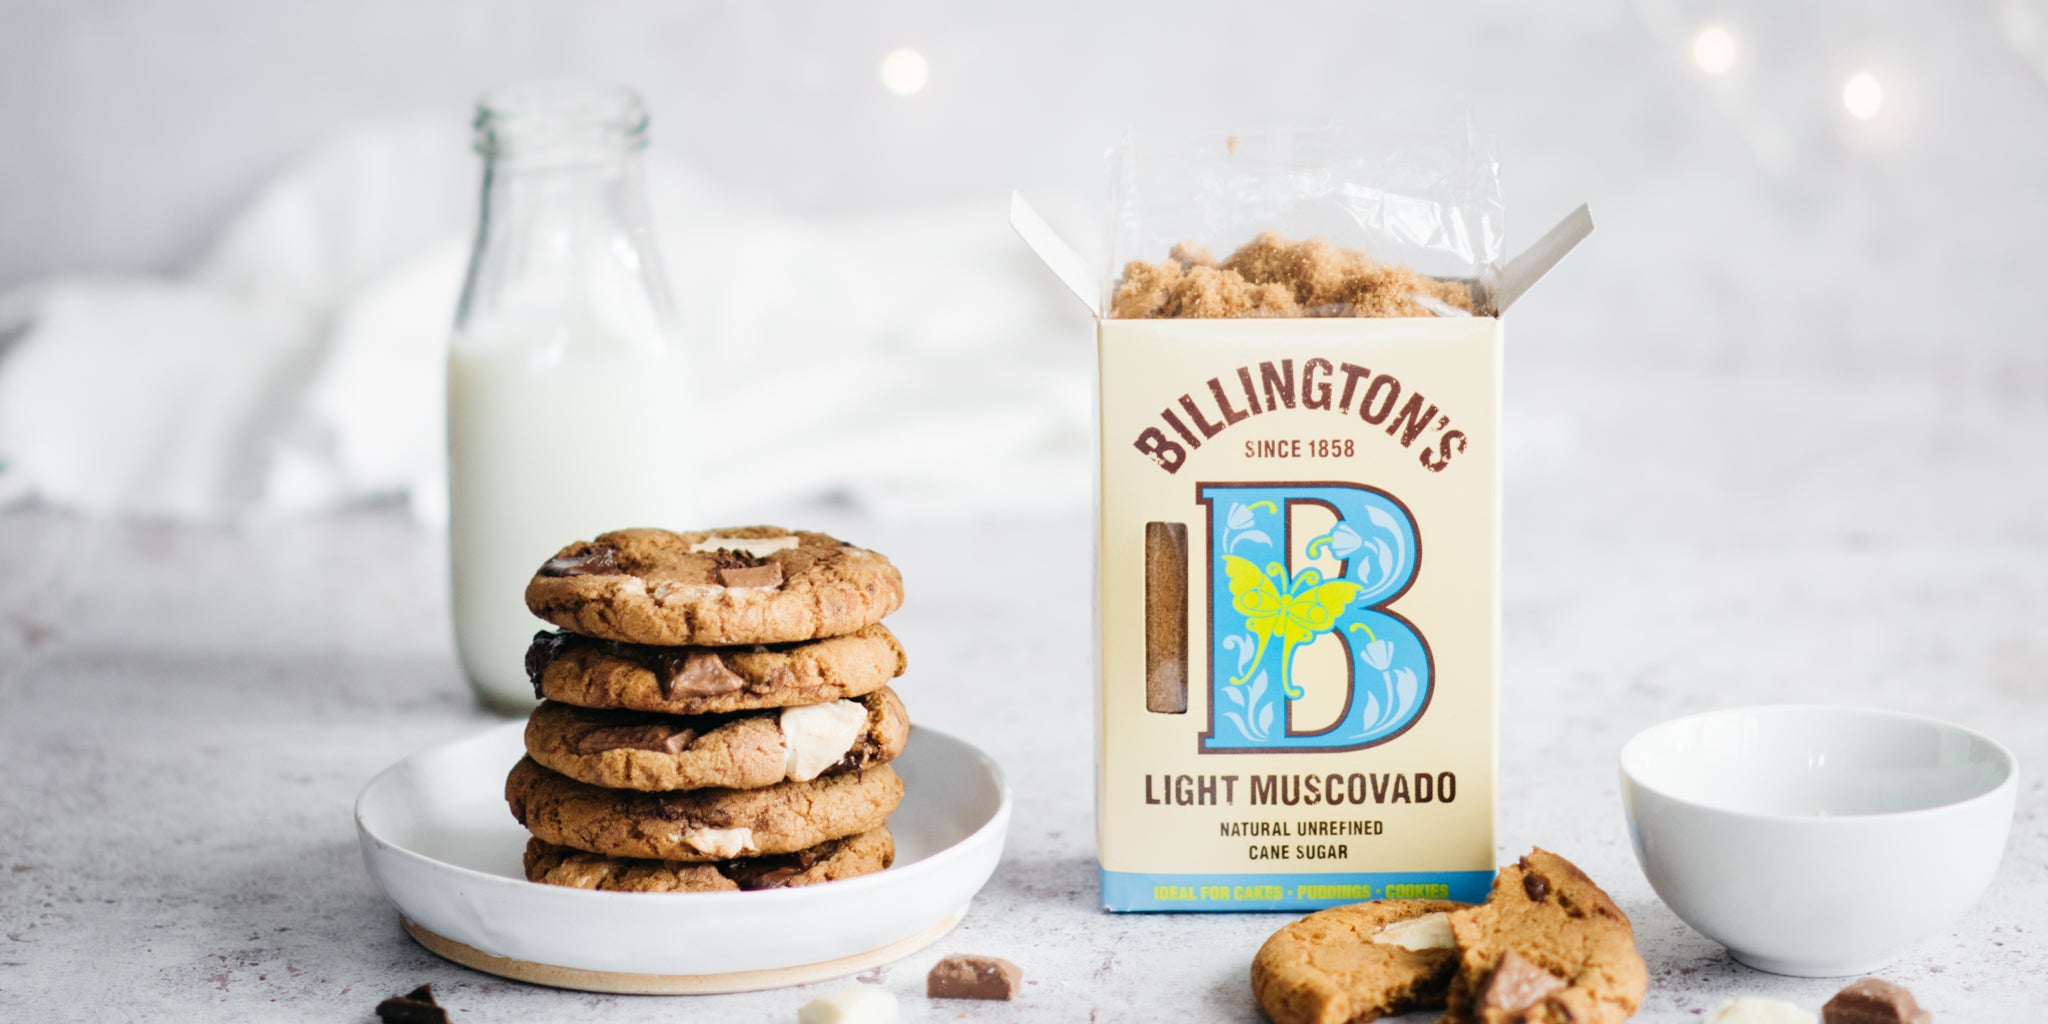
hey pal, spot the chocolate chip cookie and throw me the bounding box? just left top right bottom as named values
left=1251, top=899, right=1472, bottom=1024
left=1443, top=848, right=1648, bottom=1024
left=524, top=527, right=904, bottom=646
left=505, top=756, right=903, bottom=862
left=527, top=624, right=906, bottom=716
left=523, top=687, right=910, bottom=792
left=523, top=826, right=896, bottom=893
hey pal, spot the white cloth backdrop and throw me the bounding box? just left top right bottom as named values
left=0, top=120, right=1095, bottom=523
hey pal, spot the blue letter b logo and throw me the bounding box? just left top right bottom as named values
left=1198, top=483, right=1431, bottom=752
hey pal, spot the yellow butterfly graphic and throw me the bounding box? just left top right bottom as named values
left=1222, top=555, right=1363, bottom=699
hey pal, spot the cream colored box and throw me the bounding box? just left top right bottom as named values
left=1097, top=316, right=1500, bottom=911
left=1013, top=197, right=1588, bottom=912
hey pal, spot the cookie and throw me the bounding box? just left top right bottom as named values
left=524, top=527, right=904, bottom=646
left=505, top=756, right=903, bottom=861
left=1251, top=899, right=1472, bottom=1024
left=523, top=687, right=910, bottom=792
left=1443, top=848, right=1648, bottom=1024
left=523, top=826, right=895, bottom=893
left=527, top=624, right=906, bottom=716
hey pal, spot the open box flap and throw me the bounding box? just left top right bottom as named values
left=1474, top=203, right=1594, bottom=316
left=1009, top=191, right=1593, bottom=319
left=1009, top=193, right=1102, bottom=318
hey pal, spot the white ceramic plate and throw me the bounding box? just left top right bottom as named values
left=355, top=721, right=1010, bottom=993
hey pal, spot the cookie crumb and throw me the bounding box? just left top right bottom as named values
left=375, top=984, right=449, bottom=1024
left=927, top=954, right=1023, bottom=1000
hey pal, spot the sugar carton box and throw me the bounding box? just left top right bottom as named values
left=1015, top=196, right=1590, bottom=911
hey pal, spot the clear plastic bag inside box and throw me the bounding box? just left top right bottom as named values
left=1106, top=124, right=1504, bottom=318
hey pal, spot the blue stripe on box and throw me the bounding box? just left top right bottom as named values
left=1100, top=867, right=1496, bottom=912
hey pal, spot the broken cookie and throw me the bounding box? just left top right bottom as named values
left=1443, top=848, right=1648, bottom=1024
left=1251, top=899, right=1471, bottom=1024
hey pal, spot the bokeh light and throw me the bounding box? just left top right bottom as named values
left=1689, top=24, right=1741, bottom=77
left=880, top=48, right=929, bottom=97
left=1842, top=71, right=1885, bottom=120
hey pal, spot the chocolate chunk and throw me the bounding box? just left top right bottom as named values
left=375, top=984, right=449, bottom=1024
left=927, top=954, right=1024, bottom=1001
left=658, top=649, right=747, bottom=699
left=1478, top=951, right=1564, bottom=1015
left=539, top=544, right=620, bottom=577
left=1522, top=870, right=1551, bottom=902
left=724, top=846, right=820, bottom=890
left=526, top=631, right=573, bottom=696
left=719, top=562, right=784, bottom=589
left=573, top=722, right=697, bottom=755
left=1823, top=978, right=1932, bottom=1024
left=710, top=548, right=770, bottom=568
left=735, top=864, right=803, bottom=889
left=661, top=799, right=733, bottom=827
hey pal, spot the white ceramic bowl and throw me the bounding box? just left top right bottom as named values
left=355, top=721, right=1010, bottom=992
left=1619, top=704, right=2016, bottom=977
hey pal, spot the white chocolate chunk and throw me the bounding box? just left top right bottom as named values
left=797, top=987, right=898, bottom=1024
left=691, top=535, right=799, bottom=558
left=681, top=826, right=756, bottom=858
left=1706, top=998, right=1817, bottom=1024
left=781, top=700, right=869, bottom=781
left=1370, top=912, right=1455, bottom=951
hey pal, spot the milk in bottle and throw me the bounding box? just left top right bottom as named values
left=448, top=82, right=693, bottom=711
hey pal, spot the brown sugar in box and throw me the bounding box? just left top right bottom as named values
left=1012, top=195, right=1591, bottom=911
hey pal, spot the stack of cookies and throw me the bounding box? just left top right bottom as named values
left=503, top=526, right=912, bottom=893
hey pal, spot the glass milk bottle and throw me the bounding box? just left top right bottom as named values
left=448, top=82, right=694, bottom=712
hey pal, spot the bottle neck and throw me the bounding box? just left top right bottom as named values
left=453, top=86, right=679, bottom=354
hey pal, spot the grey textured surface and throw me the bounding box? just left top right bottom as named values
left=2, top=362, right=2045, bottom=1021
